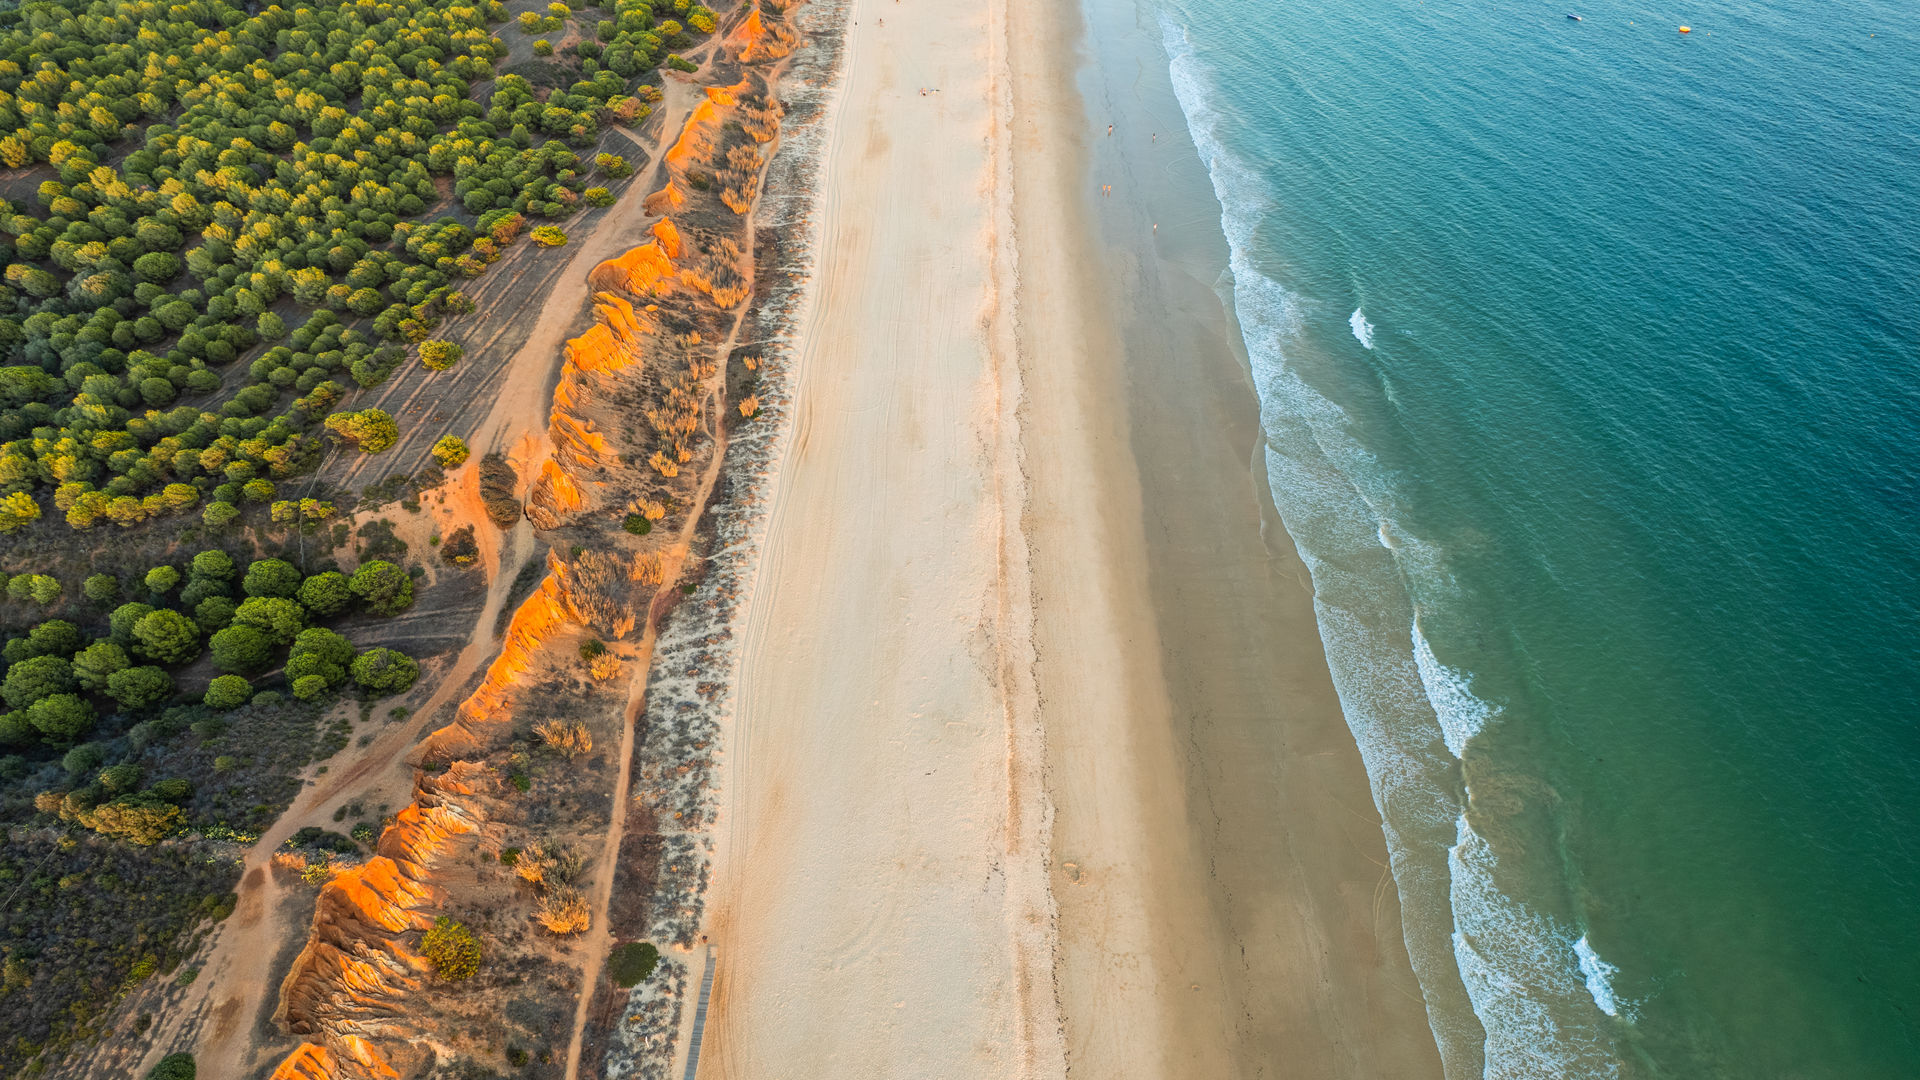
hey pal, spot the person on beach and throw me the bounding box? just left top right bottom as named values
left=1108, top=124, right=1114, bottom=135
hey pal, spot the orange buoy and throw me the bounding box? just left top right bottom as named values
left=1678, top=25, right=1691, bottom=32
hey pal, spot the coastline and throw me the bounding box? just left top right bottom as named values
left=1004, top=0, right=1447, bottom=1075
left=686, top=0, right=1445, bottom=1074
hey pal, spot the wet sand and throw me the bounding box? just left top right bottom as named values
left=1007, top=0, right=1447, bottom=1074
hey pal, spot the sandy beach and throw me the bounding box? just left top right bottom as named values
left=698, top=0, right=1059, bottom=1073
left=701, top=0, right=1445, bottom=1073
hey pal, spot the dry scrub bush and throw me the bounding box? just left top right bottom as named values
left=738, top=394, right=760, bottom=418
left=534, top=718, right=594, bottom=755
left=631, top=551, right=667, bottom=586
left=740, top=97, right=785, bottom=143
left=588, top=653, right=624, bottom=681
left=678, top=237, right=749, bottom=308
left=515, top=843, right=550, bottom=885
left=534, top=887, right=591, bottom=935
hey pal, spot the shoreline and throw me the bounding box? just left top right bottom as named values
left=1006, top=0, right=1447, bottom=1074
left=686, top=0, right=1446, bottom=1073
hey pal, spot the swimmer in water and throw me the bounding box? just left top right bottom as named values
left=1107, top=124, right=1114, bottom=135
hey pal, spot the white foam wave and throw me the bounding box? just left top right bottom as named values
left=1162, top=14, right=1625, bottom=1079
left=1351, top=307, right=1376, bottom=349
left=1573, top=935, right=1625, bottom=1019
left=1412, top=620, right=1498, bottom=759
left=1451, top=816, right=1627, bottom=1079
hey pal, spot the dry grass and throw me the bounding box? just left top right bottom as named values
left=534, top=887, right=591, bottom=935
left=533, top=719, right=594, bottom=756
left=631, top=551, right=667, bottom=586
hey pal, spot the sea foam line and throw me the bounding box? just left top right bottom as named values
left=1159, top=13, right=1625, bottom=1078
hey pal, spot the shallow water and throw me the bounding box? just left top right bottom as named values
left=1147, top=0, right=1920, bottom=1075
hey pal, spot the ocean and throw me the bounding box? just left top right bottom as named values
left=1139, top=0, right=1920, bottom=1075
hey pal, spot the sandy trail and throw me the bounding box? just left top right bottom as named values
left=698, top=0, right=1063, bottom=1074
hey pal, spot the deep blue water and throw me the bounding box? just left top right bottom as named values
left=1152, top=1, right=1920, bottom=1075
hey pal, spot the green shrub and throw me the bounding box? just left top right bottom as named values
left=83, top=573, right=120, bottom=603
left=208, top=625, right=273, bottom=675
left=28, top=694, right=95, bottom=741
left=420, top=917, right=481, bottom=980
left=147, top=1051, right=195, bottom=1080
left=431, top=435, right=471, bottom=468
left=193, top=596, right=238, bottom=633
left=622, top=513, right=651, bottom=535
left=4, top=654, right=74, bottom=708
left=418, top=339, right=462, bottom=371
left=351, top=649, right=419, bottom=696
left=191, top=550, right=237, bottom=582
left=62, top=742, right=106, bottom=777
left=106, top=666, right=174, bottom=709
left=232, top=597, right=306, bottom=645
left=99, top=762, right=143, bottom=792
left=144, top=566, right=180, bottom=595
left=609, top=941, right=659, bottom=987
left=348, top=561, right=414, bottom=615
left=133, top=610, right=200, bottom=665
left=203, top=675, right=252, bottom=710
left=202, top=502, right=241, bottom=529
left=242, top=559, right=302, bottom=599
left=324, top=408, right=399, bottom=453
left=296, top=571, right=353, bottom=617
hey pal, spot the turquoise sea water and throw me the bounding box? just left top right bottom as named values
left=1147, top=1, right=1920, bottom=1076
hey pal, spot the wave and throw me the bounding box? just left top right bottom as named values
left=1574, top=935, right=1627, bottom=1020
left=1412, top=619, right=1497, bottom=760
left=1451, top=816, right=1628, bottom=1079
left=1351, top=307, right=1376, bottom=349
left=1160, top=12, right=1626, bottom=1078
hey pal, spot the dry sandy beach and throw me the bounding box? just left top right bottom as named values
left=699, top=0, right=1446, bottom=1073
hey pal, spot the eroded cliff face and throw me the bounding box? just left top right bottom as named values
left=263, top=5, right=798, bottom=1074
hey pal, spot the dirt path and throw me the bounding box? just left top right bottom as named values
left=157, top=519, right=539, bottom=1080
left=142, top=44, right=747, bottom=1080
left=559, top=64, right=795, bottom=1071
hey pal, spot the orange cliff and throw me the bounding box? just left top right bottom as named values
left=727, top=7, right=798, bottom=62
left=272, top=767, right=490, bottom=1078
left=529, top=291, right=654, bottom=528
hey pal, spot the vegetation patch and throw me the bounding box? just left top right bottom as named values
left=0, top=833, right=237, bottom=1076
left=608, top=941, right=658, bottom=988
left=420, top=916, right=482, bottom=981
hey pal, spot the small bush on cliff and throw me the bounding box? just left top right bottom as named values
left=609, top=942, right=659, bottom=987
left=146, top=1052, right=195, bottom=1080
left=533, top=719, right=593, bottom=756
left=421, top=917, right=482, bottom=981
left=439, top=525, right=480, bottom=567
